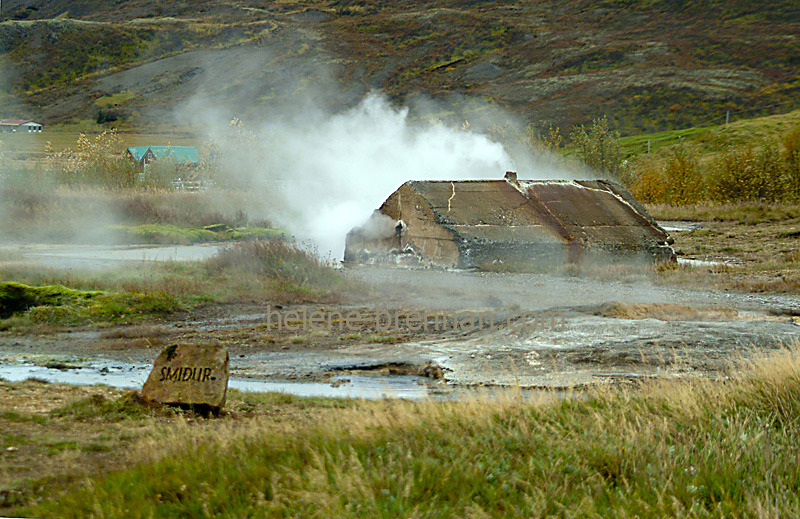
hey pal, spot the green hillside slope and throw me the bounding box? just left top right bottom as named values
left=620, top=108, right=800, bottom=158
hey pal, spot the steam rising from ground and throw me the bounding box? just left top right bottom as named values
left=165, top=41, right=572, bottom=258
left=207, top=93, right=527, bottom=258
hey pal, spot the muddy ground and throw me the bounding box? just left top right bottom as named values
left=2, top=226, right=800, bottom=513
left=2, top=265, right=799, bottom=393
left=2, top=217, right=800, bottom=394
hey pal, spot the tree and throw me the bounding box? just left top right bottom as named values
left=46, top=129, right=137, bottom=188
left=569, top=116, right=625, bottom=179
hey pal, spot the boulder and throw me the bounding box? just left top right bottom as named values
left=142, top=343, right=229, bottom=413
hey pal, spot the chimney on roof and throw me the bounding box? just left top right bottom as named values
left=504, top=171, right=518, bottom=183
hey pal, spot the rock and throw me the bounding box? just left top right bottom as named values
left=44, top=361, right=81, bottom=370
left=420, top=361, right=445, bottom=380
left=464, top=62, right=504, bottom=82
left=142, top=343, right=229, bottom=414
left=291, top=8, right=331, bottom=23
left=203, top=223, right=229, bottom=233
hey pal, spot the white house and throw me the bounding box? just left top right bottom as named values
left=0, top=119, right=43, bottom=133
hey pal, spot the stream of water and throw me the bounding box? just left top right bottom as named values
left=2, top=243, right=225, bottom=270
left=0, top=360, right=443, bottom=400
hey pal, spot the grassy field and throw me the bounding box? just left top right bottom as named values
left=0, top=340, right=797, bottom=517
left=618, top=108, right=800, bottom=159
left=1, top=127, right=200, bottom=171
left=6, top=100, right=798, bottom=163
left=0, top=177, right=279, bottom=242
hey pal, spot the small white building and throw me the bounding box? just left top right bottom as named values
left=0, top=119, right=43, bottom=133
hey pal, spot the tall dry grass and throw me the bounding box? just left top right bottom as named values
left=28, top=341, right=800, bottom=518
left=203, top=240, right=349, bottom=301
left=0, top=177, right=268, bottom=242
left=645, top=201, right=800, bottom=223
left=0, top=129, right=261, bottom=242
left=43, top=130, right=217, bottom=190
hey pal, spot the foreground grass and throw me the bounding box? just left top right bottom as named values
left=14, top=342, right=800, bottom=517
left=0, top=382, right=359, bottom=513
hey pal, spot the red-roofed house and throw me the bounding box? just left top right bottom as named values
left=0, top=119, right=43, bottom=133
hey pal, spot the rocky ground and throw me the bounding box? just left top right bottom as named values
left=2, top=266, right=799, bottom=394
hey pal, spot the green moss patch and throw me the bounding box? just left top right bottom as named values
left=0, top=282, right=101, bottom=319
left=0, top=281, right=181, bottom=325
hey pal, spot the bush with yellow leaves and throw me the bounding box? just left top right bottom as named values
left=46, top=129, right=138, bottom=188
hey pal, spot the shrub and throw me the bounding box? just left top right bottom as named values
left=782, top=126, right=800, bottom=201
left=205, top=240, right=343, bottom=294
left=623, top=130, right=800, bottom=205
left=45, top=132, right=217, bottom=191
left=623, top=145, right=705, bottom=204
left=661, top=144, right=705, bottom=204
left=709, top=139, right=789, bottom=202
left=623, top=158, right=669, bottom=203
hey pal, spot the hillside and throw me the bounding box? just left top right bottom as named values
left=0, top=0, right=798, bottom=134
left=619, top=107, right=800, bottom=158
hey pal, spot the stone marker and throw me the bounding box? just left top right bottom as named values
left=142, top=343, right=229, bottom=413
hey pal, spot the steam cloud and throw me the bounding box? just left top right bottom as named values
left=154, top=36, right=575, bottom=259
left=201, top=92, right=546, bottom=259
left=1, top=38, right=571, bottom=255
left=157, top=41, right=572, bottom=259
